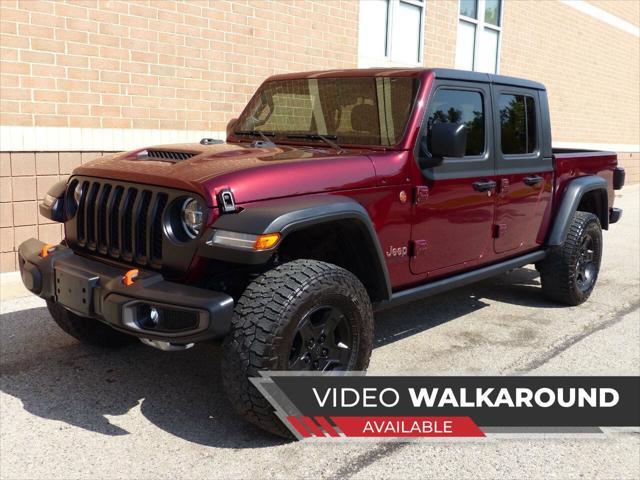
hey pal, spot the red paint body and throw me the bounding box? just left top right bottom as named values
left=73, top=69, right=619, bottom=290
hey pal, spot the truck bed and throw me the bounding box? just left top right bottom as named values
left=552, top=148, right=618, bottom=213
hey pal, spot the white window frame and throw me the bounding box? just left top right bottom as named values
left=358, top=0, right=426, bottom=68
left=456, top=0, right=504, bottom=73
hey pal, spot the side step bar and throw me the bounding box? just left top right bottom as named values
left=375, top=250, right=546, bottom=312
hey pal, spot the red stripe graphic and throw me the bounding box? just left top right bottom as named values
left=330, top=416, right=485, bottom=437
left=314, top=416, right=340, bottom=437
left=301, top=416, right=325, bottom=437
left=286, top=416, right=311, bottom=438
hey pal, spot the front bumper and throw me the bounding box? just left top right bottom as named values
left=18, top=238, right=234, bottom=344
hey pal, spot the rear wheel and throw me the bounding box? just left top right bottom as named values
left=538, top=211, right=602, bottom=305
left=46, top=300, right=134, bottom=348
left=221, top=259, right=374, bottom=437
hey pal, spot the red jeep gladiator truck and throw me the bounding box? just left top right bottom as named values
left=18, top=68, right=625, bottom=436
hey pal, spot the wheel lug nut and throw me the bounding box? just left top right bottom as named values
left=321, top=348, right=328, bottom=357
left=319, top=334, right=326, bottom=343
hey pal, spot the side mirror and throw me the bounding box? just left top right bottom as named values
left=226, top=117, right=238, bottom=139
left=419, top=123, right=467, bottom=168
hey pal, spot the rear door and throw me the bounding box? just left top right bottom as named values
left=491, top=87, right=553, bottom=253
left=410, top=81, right=497, bottom=276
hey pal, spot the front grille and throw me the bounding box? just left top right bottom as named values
left=144, top=150, right=196, bottom=161
left=72, top=179, right=169, bottom=269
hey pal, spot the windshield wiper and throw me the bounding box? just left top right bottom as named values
left=234, top=129, right=276, bottom=144
left=286, top=133, right=344, bottom=154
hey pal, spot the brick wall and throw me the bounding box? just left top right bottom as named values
left=500, top=0, right=639, bottom=149
left=588, top=0, right=639, bottom=24
left=0, top=0, right=359, bottom=131
left=423, top=0, right=458, bottom=68
left=0, top=151, right=116, bottom=272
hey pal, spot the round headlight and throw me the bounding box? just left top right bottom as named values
left=181, top=198, right=204, bottom=238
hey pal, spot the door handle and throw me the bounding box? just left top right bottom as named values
left=472, top=180, right=497, bottom=192
left=523, top=175, right=544, bottom=186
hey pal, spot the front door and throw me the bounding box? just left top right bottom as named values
left=491, top=87, right=553, bottom=253
left=410, top=81, right=497, bottom=276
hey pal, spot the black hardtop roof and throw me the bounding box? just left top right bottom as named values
left=430, top=68, right=546, bottom=90
left=266, top=67, right=546, bottom=91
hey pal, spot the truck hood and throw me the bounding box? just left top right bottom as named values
left=73, top=142, right=378, bottom=206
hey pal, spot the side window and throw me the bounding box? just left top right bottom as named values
left=426, top=89, right=485, bottom=156
left=499, top=94, right=537, bottom=154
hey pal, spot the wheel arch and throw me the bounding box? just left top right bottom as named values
left=277, top=217, right=391, bottom=302
left=201, top=195, right=392, bottom=302
left=576, top=189, right=608, bottom=228
left=547, top=176, right=608, bottom=246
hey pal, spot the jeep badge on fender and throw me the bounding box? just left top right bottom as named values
left=386, top=245, right=409, bottom=258
left=18, top=68, right=624, bottom=438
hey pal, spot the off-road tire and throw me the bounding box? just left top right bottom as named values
left=46, top=300, right=134, bottom=348
left=221, top=259, right=374, bottom=438
left=538, top=211, right=602, bottom=306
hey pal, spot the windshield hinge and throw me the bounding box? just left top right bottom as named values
left=415, top=186, right=429, bottom=205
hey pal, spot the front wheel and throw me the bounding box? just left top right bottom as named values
left=538, top=211, right=603, bottom=306
left=221, top=260, right=374, bottom=437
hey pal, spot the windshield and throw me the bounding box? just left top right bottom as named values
left=235, top=77, right=419, bottom=147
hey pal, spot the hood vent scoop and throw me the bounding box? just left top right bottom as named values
left=137, top=150, right=197, bottom=162
left=250, top=139, right=275, bottom=148
left=200, top=138, right=224, bottom=145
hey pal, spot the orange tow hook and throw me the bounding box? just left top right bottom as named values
left=39, top=243, right=56, bottom=258
left=123, top=269, right=139, bottom=287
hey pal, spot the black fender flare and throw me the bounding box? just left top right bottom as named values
left=199, top=195, right=392, bottom=301
left=547, top=176, right=608, bottom=246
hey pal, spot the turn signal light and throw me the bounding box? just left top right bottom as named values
left=207, top=229, right=281, bottom=251
left=254, top=233, right=281, bottom=251
left=39, top=243, right=56, bottom=258
left=123, top=269, right=139, bottom=287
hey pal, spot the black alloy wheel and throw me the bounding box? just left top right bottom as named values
left=288, top=304, right=354, bottom=371
left=576, top=234, right=597, bottom=293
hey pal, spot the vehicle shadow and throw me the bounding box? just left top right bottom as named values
left=0, top=266, right=562, bottom=448
left=374, top=266, right=564, bottom=348
left=0, top=305, right=283, bottom=449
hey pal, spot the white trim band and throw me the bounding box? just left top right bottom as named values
left=1, top=126, right=637, bottom=154
left=0, top=126, right=226, bottom=152
left=553, top=142, right=640, bottom=153
left=560, top=0, right=639, bottom=38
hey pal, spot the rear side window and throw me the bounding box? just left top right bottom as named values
left=426, top=89, right=485, bottom=156
left=499, top=94, right=537, bottom=154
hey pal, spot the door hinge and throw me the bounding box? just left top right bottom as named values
left=411, top=239, right=428, bottom=257
left=415, top=186, right=429, bottom=205
left=493, top=224, right=508, bottom=238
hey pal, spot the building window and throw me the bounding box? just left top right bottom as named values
left=358, top=0, right=426, bottom=67
left=455, top=0, right=503, bottom=73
